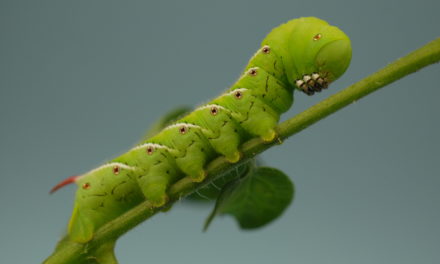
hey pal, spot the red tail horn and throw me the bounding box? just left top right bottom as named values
left=50, top=175, right=79, bottom=194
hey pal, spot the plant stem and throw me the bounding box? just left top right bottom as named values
left=43, top=37, right=440, bottom=264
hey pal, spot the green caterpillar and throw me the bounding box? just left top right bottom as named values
left=51, top=17, right=351, bottom=243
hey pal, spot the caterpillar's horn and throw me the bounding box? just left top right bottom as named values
left=50, top=175, right=79, bottom=194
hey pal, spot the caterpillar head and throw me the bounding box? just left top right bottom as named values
left=262, top=17, right=352, bottom=95
left=289, top=17, right=352, bottom=95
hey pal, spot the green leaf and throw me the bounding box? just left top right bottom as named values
left=204, top=166, right=294, bottom=230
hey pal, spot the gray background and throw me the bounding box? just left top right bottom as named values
left=1, top=0, right=439, bottom=263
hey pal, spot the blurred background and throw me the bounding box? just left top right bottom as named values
left=1, top=0, right=439, bottom=263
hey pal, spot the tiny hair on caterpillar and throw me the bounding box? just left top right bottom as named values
left=50, top=17, right=351, bottom=243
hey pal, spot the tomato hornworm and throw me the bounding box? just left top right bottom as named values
left=51, top=17, right=352, bottom=243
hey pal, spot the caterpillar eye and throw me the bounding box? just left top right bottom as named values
left=262, top=45, right=271, bottom=54
left=313, top=33, right=322, bottom=41
left=210, top=106, right=218, bottom=116
left=179, top=126, right=188, bottom=134
left=113, top=166, right=120, bottom=175
left=234, top=91, right=243, bottom=99
left=82, top=182, right=91, bottom=190
left=146, top=146, right=154, bottom=155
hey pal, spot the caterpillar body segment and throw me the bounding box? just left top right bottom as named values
left=147, top=123, right=217, bottom=182
left=68, top=163, right=144, bottom=242
left=231, top=66, right=294, bottom=113
left=211, top=88, right=279, bottom=142
left=115, top=143, right=182, bottom=206
left=180, top=104, right=245, bottom=163
left=245, top=44, right=290, bottom=87
left=51, top=17, right=352, bottom=243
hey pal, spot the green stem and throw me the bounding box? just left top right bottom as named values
left=43, top=37, right=440, bottom=264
